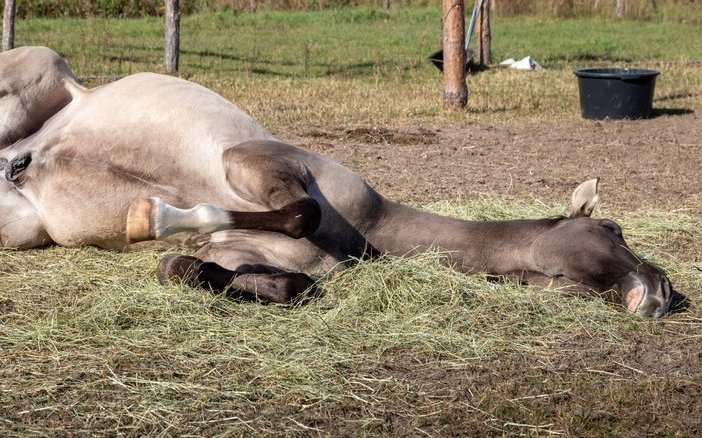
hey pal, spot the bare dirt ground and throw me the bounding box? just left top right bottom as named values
left=274, top=112, right=702, bottom=436
left=282, top=113, right=701, bottom=215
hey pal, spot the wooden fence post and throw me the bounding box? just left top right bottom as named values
left=442, top=0, right=467, bottom=110
left=2, top=0, right=16, bottom=51
left=164, top=0, right=180, bottom=73
left=477, top=0, right=491, bottom=66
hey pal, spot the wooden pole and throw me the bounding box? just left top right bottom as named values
left=616, top=0, right=626, bottom=17
left=164, top=0, right=180, bottom=73
left=2, top=0, right=16, bottom=51
left=477, top=0, right=491, bottom=66
left=442, top=0, right=467, bottom=110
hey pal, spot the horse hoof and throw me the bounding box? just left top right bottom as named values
left=126, top=197, right=159, bottom=243
left=156, top=254, right=203, bottom=286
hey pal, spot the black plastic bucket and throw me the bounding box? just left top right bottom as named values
left=574, top=68, right=660, bottom=120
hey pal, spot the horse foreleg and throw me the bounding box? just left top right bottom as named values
left=155, top=254, right=315, bottom=304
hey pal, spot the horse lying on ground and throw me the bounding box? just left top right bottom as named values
left=0, top=46, right=673, bottom=316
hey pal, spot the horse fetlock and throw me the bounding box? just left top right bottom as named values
left=193, top=203, right=232, bottom=234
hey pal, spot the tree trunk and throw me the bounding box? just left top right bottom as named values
left=616, top=0, right=625, bottom=17
left=442, top=0, right=467, bottom=110
left=477, top=0, right=491, bottom=66
left=164, top=0, right=180, bottom=73
left=2, top=0, right=16, bottom=51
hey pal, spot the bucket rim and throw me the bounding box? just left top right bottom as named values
left=574, top=67, right=660, bottom=79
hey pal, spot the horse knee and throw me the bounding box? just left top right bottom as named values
left=277, top=197, right=321, bottom=239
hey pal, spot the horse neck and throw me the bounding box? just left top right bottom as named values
left=366, top=200, right=560, bottom=274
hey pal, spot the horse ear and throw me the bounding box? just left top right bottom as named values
left=570, top=178, right=600, bottom=218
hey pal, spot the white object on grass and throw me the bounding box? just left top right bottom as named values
left=499, top=56, right=543, bottom=71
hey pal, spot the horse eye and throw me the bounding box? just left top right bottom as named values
left=601, top=220, right=622, bottom=237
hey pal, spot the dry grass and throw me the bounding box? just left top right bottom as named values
left=2, top=200, right=700, bottom=435
left=188, top=62, right=702, bottom=131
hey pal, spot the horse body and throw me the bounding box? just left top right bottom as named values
left=2, top=70, right=274, bottom=248
left=0, top=47, right=673, bottom=316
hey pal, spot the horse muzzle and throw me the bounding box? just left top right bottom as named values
left=619, top=271, right=672, bottom=317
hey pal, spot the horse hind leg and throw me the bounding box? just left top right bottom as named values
left=156, top=253, right=316, bottom=304
left=126, top=141, right=322, bottom=243
left=125, top=196, right=320, bottom=243
left=128, top=139, right=322, bottom=303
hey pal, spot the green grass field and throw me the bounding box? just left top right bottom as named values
left=15, top=7, right=702, bottom=127
left=2, top=7, right=702, bottom=436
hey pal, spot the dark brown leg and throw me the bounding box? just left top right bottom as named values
left=225, top=197, right=321, bottom=239
left=156, top=254, right=315, bottom=304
